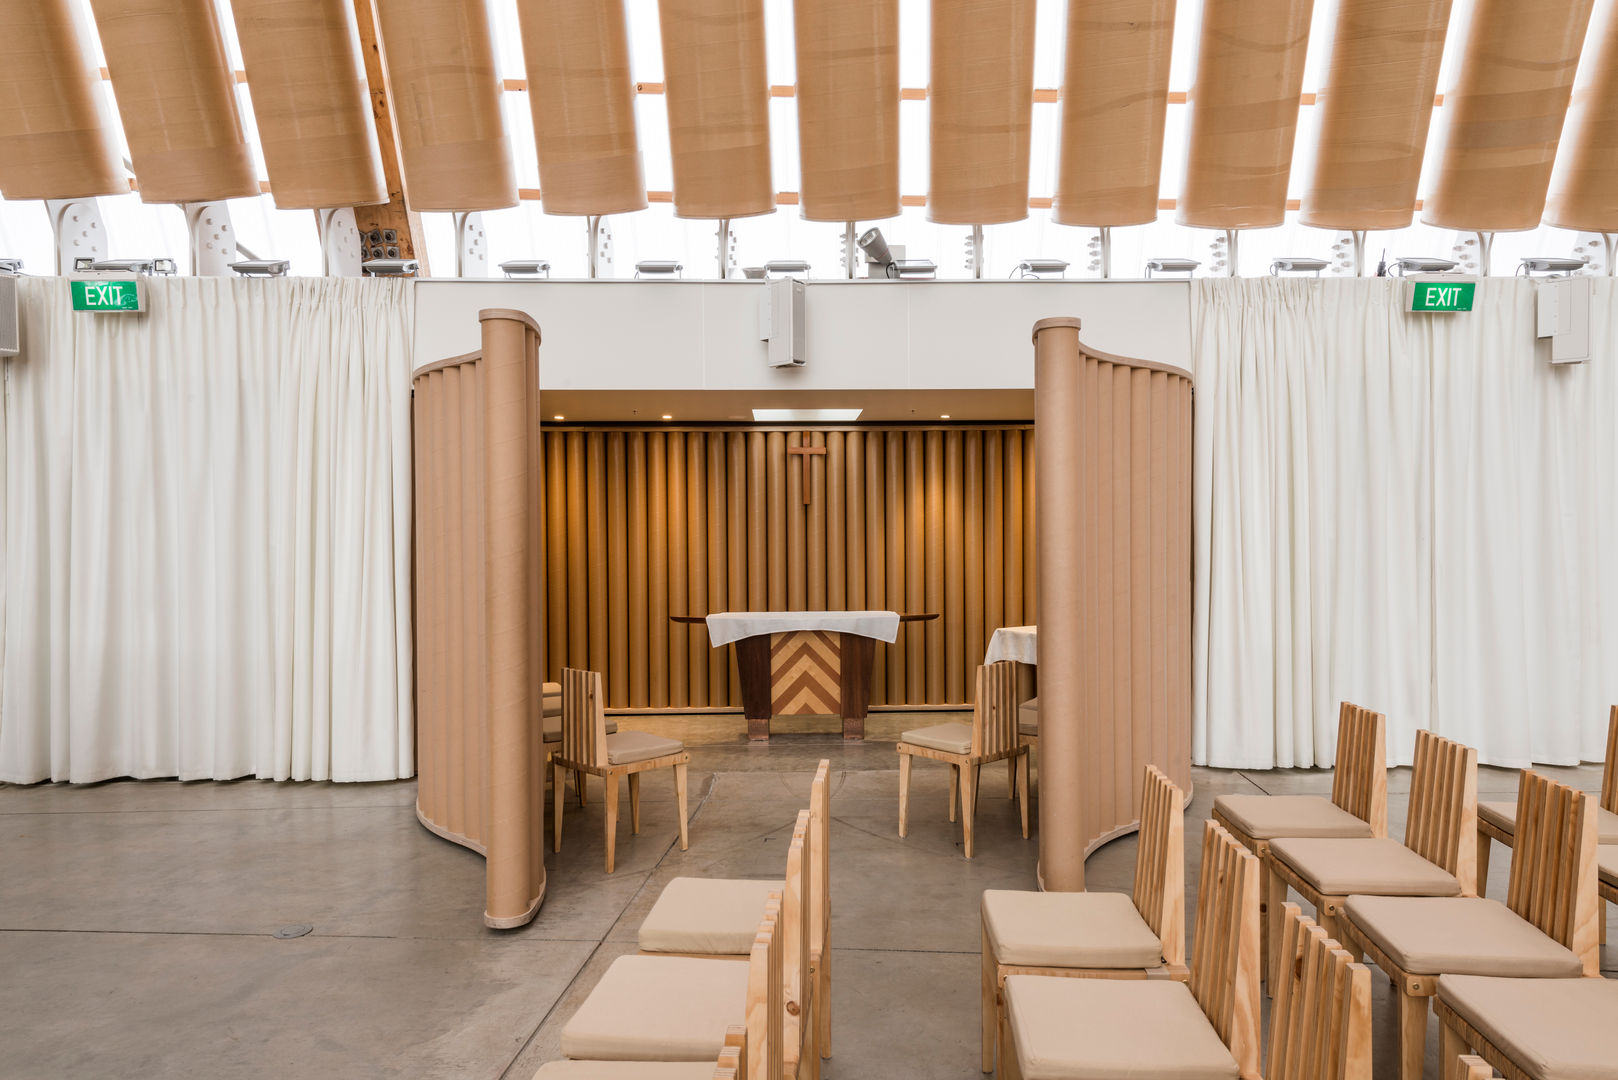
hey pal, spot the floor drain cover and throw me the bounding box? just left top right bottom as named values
left=273, top=924, right=314, bottom=939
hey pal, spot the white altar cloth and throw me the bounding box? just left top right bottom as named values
left=703, top=611, right=901, bottom=648
left=984, top=625, right=1038, bottom=666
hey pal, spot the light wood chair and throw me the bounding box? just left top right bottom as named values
left=997, top=820, right=1263, bottom=1079
left=1436, top=974, right=1618, bottom=1080
left=1264, top=729, right=1477, bottom=984
left=1265, top=903, right=1373, bottom=1080
left=551, top=667, right=691, bottom=873
left=1212, top=701, right=1387, bottom=984
left=980, top=764, right=1186, bottom=1074
left=897, top=661, right=1029, bottom=858
left=1448, top=1055, right=1492, bottom=1080
left=1338, top=770, right=1602, bottom=1080
left=1012, top=695, right=1038, bottom=804
left=540, top=679, right=618, bottom=808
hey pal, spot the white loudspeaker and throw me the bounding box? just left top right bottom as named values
left=1536, top=277, right=1590, bottom=364
left=758, top=277, right=805, bottom=367
left=0, top=272, right=18, bottom=357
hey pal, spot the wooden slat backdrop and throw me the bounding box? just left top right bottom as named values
left=542, top=426, right=1036, bottom=709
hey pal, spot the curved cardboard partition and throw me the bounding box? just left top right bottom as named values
left=1032, top=318, right=1193, bottom=892
left=412, top=309, right=546, bottom=928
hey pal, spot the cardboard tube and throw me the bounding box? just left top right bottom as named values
left=1545, top=0, right=1618, bottom=232
left=793, top=0, right=900, bottom=221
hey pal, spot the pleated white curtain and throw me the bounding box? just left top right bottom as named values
left=0, top=277, right=415, bottom=783
left=1193, top=277, right=1618, bottom=768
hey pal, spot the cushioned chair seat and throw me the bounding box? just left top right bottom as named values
left=1268, top=837, right=1460, bottom=897
left=983, top=889, right=1163, bottom=968
left=1437, top=974, right=1618, bottom=1080
left=544, top=714, right=617, bottom=744
left=543, top=682, right=562, bottom=715
left=533, top=1063, right=718, bottom=1079
left=639, top=877, right=785, bottom=956
left=1213, top=794, right=1375, bottom=841
left=900, top=722, right=973, bottom=755
left=1018, top=697, right=1039, bottom=736
left=1003, top=976, right=1239, bottom=1080
left=1343, top=895, right=1583, bottom=977
left=561, top=955, right=749, bottom=1061
left=1481, top=800, right=1618, bottom=845
left=605, top=731, right=685, bottom=766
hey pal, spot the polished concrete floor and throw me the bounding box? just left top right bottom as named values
left=1, top=712, right=1612, bottom=1079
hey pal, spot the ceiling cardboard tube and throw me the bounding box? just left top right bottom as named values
left=1053, top=0, right=1176, bottom=228
left=1299, top=0, right=1451, bottom=231
left=517, top=0, right=646, bottom=216
left=89, top=0, right=259, bottom=204
left=928, top=0, right=1036, bottom=225
left=0, top=0, right=125, bottom=200
left=1178, top=0, right=1316, bottom=229
left=373, top=0, right=518, bottom=212
left=231, top=0, right=387, bottom=209
left=658, top=0, right=774, bottom=220
left=1423, top=0, right=1596, bottom=232
left=1546, top=0, right=1618, bottom=233
left=794, top=0, right=900, bottom=222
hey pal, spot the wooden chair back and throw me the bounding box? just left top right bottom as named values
left=971, top=661, right=1019, bottom=757
left=559, top=667, right=608, bottom=769
left=809, top=761, right=831, bottom=960
left=1131, top=764, right=1186, bottom=966
left=713, top=1025, right=745, bottom=1079
left=1505, top=770, right=1601, bottom=974
left=1404, top=729, right=1478, bottom=893
left=1189, top=820, right=1262, bottom=1078
left=1265, top=903, right=1372, bottom=1080
left=1330, top=702, right=1388, bottom=838
left=1603, top=705, right=1617, bottom=816
left=1451, top=1056, right=1493, bottom=1080
left=746, top=897, right=784, bottom=1080
left=782, top=812, right=811, bottom=1073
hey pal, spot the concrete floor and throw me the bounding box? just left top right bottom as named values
left=1, top=712, right=1612, bottom=1079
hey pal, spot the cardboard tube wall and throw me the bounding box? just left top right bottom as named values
left=928, top=0, right=1036, bottom=224
left=658, top=0, right=774, bottom=220
left=518, top=0, right=646, bottom=216
left=793, top=0, right=900, bottom=222
left=1032, top=318, right=1192, bottom=892
left=1423, top=0, right=1596, bottom=231
left=1545, top=0, right=1618, bottom=232
left=1178, top=0, right=1316, bottom=229
left=231, top=0, right=387, bottom=209
left=0, top=0, right=125, bottom=200
left=373, top=0, right=518, bottom=212
left=1053, top=0, right=1176, bottom=228
left=89, top=0, right=259, bottom=204
left=1299, top=0, right=1451, bottom=230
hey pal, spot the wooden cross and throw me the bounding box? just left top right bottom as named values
left=786, top=437, right=826, bottom=505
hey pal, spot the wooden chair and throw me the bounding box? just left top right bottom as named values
left=898, top=661, right=1029, bottom=858
left=997, top=820, right=1263, bottom=1079
left=1265, top=729, right=1476, bottom=983
left=1338, top=770, right=1602, bottom=1080
left=980, top=764, right=1186, bottom=1074
left=551, top=668, right=691, bottom=873
left=1012, top=695, right=1037, bottom=804
left=540, top=679, right=617, bottom=808
left=1436, top=974, right=1618, bottom=1080
left=1265, top=903, right=1373, bottom=1080
left=535, top=1027, right=745, bottom=1079
left=1212, top=701, right=1387, bottom=983
left=1448, top=1056, right=1492, bottom=1080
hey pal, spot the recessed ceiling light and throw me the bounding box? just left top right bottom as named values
left=751, top=408, right=863, bottom=422
left=662, top=414, right=673, bottom=420
left=940, top=414, right=951, bottom=419
left=552, top=415, right=565, bottom=421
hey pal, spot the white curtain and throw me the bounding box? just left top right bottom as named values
left=1194, top=277, right=1618, bottom=768
left=0, top=277, right=415, bottom=783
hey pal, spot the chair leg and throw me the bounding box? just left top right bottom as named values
left=971, top=764, right=981, bottom=815
left=898, top=751, right=912, bottom=838
left=1476, top=834, right=1492, bottom=898
left=949, top=764, right=959, bottom=823
left=674, top=762, right=689, bottom=850
left=981, top=922, right=997, bottom=1073
left=552, top=760, right=564, bottom=853
left=1439, top=1019, right=1470, bottom=1075
left=576, top=768, right=588, bottom=807
left=1398, top=989, right=1429, bottom=1080
left=1017, top=753, right=1030, bottom=839
left=960, top=761, right=978, bottom=859
left=628, top=772, right=642, bottom=834
left=603, top=772, right=621, bottom=874
left=1265, top=869, right=1287, bottom=997
left=818, top=934, right=832, bottom=1058
left=1007, top=757, right=1016, bottom=801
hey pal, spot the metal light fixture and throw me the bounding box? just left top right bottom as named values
left=73, top=257, right=177, bottom=275
left=1270, top=257, right=1329, bottom=276
left=763, top=260, right=811, bottom=277
left=362, top=258, right=420, bottom=277
left=752, top=408, right=863, bottom=422
left=1013, top=259, right=1069, bottom=279
left=1394, top=257, right=1457, bottom=276
left=893, top=260, right=937, bottom=280
left=0, top=257, right=22, bottom=273
left=1517, top=257, right=1587, bottom=276
left=857, top=227, right=894, bottom=272
left=229, top=259, right=290, bottom=277
left=1145, top=257, right=1199, bottom=279
left=635, top=260, right=683, bottom=278
left=500, top=259, right=552, bottom=279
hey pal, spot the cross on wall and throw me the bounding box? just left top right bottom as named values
left=786, top=436, right=826, bottom=506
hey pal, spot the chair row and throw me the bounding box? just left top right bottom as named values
left=537, top=761, right=833, bottom=1080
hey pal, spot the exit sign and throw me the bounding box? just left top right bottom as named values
left=1408, top=280, right=1475, bottom=312
left=71, top=278, right=145, bottom=313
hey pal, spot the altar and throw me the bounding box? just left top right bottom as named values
left=674, top=611, right=938, bottom=740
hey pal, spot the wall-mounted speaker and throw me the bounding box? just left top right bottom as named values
left=0, top=272, right=18, bottom=357
left=758, top=277, right=805, bottom=368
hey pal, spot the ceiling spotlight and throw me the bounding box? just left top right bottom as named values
left=500, top=259, right=551, bottom=279
left=636, top=260, right=683, bottom=278
left=552, top=415, right=565, bottom=421
left=1013, top=259, right=1069, bottom=279
left=362, top=258, right=419, bottom=277
left=1394, top=257, right=1457, bottom=276
left=742, top=266, right=767, bottom=279
left=1517, top=256, right=1587, bottom=276
left=230, top=259, right=290, bottom=277
left=892, top=260, right=937, bottom=280
left=940, top=414, right=951, bottom=419
left=764, top=260, right=810, bottom=277
left=1145, top=257, right=1199, bottom=279
left=74, top=257, right=177, bottom=276
left=1270, top=257, right=1329, bottom=276
left=0, top=257, right=22, bottom=274
left=752, top=408, right=863, bottom=422
left=857, top=227, right=894, bottom=274
left=661, top=414, right=673, bottom=420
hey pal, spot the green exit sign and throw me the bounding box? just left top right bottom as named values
left=71, top=278, right=145, bottom=313
left=1408, top=279, right=1475, bottom=312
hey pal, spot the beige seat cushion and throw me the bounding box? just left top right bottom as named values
left=561, top=955, right=749, bottom=1061
left=543, top=713, right=617, bottom=744
left=1343, top=895, right=1583, bottom=977
left=1019, top=697, right=1039, bottom=736
left=543, top=682, right=562, bottom=716
left=605, top=731, right=684, bottom=766
left=983, top=889, right=1162, bottom=969
left=1268, top=837, right=1460, bottom=897
left=1437, top=974, right=1618, bottom=1080
left=1599, top=845, right=1616, bottom=888
left=533, top=1063, right=718, bottom=1079
left=1003, top=976, right=1239, bottom=1080
left=1480, top=800, right=1618, bottom=845
left=901, top=721, right=973, bottom=755
left=1213, top=794, right=1375, bottom=841
left=639, top=877, right=785, bottom=956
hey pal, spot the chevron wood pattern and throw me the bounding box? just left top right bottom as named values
left=770, top=631, right=843, bottom=715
